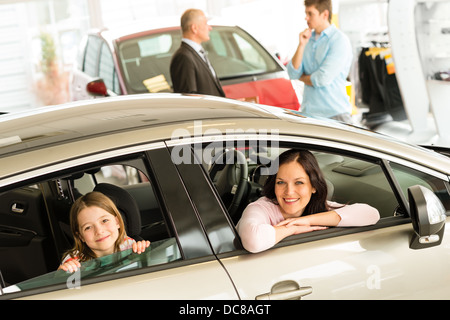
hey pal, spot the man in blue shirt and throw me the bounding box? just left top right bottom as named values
left=287, top=0, right=353, bottom=123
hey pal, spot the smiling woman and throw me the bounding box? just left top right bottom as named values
left=236, top=149, right=380, bottom=253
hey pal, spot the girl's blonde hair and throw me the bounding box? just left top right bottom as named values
left=63, top=191, right=127, bottom=262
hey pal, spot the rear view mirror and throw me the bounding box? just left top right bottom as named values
left=408, top=185, right=447, bottom=249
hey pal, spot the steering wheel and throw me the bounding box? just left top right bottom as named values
left=209, top=149, right=248, bottom=218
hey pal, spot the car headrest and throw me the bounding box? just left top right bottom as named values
left=121, top=42, right=141, bottom=60
left=94, top=183, right=142, bottom=240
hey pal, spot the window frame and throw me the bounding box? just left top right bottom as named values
left=0, top=144, right=216, bottom=299
left=167, top=133, right=450, bottom=257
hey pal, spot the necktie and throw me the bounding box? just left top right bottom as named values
left=200, top=49, right=216, bottom=77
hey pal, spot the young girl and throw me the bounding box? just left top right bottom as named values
left=59, top=191, right=150, bottom=273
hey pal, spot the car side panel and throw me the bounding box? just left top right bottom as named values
left=20, top=260, right=239, bottom=300
left=219, top=220, right=450, bottom=300
left=222, top=78, right=300, bottom=110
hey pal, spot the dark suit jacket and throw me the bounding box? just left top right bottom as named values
left=170, top=42, right=225, bottom=97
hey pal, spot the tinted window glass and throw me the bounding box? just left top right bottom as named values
left=138, top=34, right=173, bottom=56
left=391, top=162, right=450, bottom=211
left=83, top=36, right=102, bottom=77
left=118, top=32, right=177, bottom=94
left=98, top=42, right=120, bottom=95
left=206, top=27, right=282, bottom=79
left=6, top=239, right=180, bottom=294
left=315, top=152, right=398, bottom=218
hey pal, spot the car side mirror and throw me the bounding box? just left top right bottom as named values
left=408, top=185, right=447, bottom=249
left=86, top=79, right=109, bottom=97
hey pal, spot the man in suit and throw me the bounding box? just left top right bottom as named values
left=170, top=9, right=225, bottom=97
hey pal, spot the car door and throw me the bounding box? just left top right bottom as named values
left=173, top=136, right=450, bottom=299
left=1, top=144, right=238, bottom=299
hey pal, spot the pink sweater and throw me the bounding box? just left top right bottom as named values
left=236, top=197, right=380, bottom=253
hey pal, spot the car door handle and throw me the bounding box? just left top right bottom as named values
left=11, top=202, right=25, bottom=214
left=255, top=280, right=312, bottom=300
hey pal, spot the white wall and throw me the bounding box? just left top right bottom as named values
left=0, top=3, right=34, bottom=113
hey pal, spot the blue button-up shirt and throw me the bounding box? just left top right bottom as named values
left=287, top=25, right=353, bottom=118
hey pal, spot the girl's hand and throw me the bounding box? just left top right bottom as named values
left=133, top=240, right=150, bottom=254
left=58, top=259, right=81, bottom=273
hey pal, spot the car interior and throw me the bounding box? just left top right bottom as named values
left=121, top=39, right=176, bottom=93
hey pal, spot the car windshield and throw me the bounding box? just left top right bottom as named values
left=2, top=238, right=181, bottom=295
left=118, top=26, right=283, bottom=94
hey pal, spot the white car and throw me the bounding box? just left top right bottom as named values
left=0, top=94, right=449, bottom=300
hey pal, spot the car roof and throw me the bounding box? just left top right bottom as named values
left=0, top=94, right=448, bottom=181
left=99, top=25, right=180, bottom=44
left=0, top=94, right=275, bottom=153
left=92, top=19, right=235, bottom=44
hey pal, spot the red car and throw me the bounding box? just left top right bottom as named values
left=71, top=25, right=300, bottom=110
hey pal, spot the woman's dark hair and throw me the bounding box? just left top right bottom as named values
left=263, top=149, right=329, bottom=215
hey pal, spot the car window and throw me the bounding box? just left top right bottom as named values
left=313, top=151, right=399, bottom=218
left=83, top=35, right=102, bottom=77
left=232, top=33, right=267, bottom=70
left=138, top=34, right=173, bottom=56
left=206, top=27, right=282, bottom=79
left=4, top=239, right=180, bottom=294
left=200, top=142, right=402, bottom=229
left=0, top=156, right=182, bottom=297
left=118, top=32, right=179, bottom=94
left=118, top=26, right=283, bottom=94
left=390, top=162, right=450, bottom=211
left=98, top=42, right=121, bottom=95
